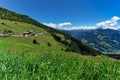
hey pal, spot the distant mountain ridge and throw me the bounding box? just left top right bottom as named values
left=63, top=28, right=120, bottom=53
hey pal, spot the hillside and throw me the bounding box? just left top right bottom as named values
left=0, top=7, right=101, bottom=55
left=63, top=28, right=120, bottom=54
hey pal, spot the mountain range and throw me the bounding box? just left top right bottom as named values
left=63, top=28, right=120, bottom=54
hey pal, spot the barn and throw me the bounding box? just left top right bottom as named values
left=23, top=31, right=37, bottom=37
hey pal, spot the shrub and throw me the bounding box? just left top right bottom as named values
left=32, top=39, right=39, bottom=44
left=47, top=42, right=51, bottom=46
left=1, top=22, right=6, bottom=25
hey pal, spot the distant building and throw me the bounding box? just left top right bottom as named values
left=23, top=31, right=37, bottom=37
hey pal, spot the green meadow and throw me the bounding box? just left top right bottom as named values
left=0, top=51, right=119, bottom=80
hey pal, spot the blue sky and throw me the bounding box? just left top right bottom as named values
left=0, top=0, right=120, bottom=30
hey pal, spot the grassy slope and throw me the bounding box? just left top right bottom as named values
left=0, top=51, right=119, bottom=80
left=0, top=19, right=45, bottom=34
left=0, top=19, right=70, bottom=53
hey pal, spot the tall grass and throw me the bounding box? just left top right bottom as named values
left=0, top=51, right=119, bottom=80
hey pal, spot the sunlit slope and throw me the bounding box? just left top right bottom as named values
left=0, top=19, right=69, bottom=52
left=0, top=19, right=45, bottom=34
left=0, top=7, right=101, bottom=55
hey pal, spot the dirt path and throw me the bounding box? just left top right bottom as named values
left=0, top=32, right=45, bottom=37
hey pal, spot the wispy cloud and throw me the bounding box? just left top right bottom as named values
left=59, top=22, right=71, bottom=27
left=43, top=16, right=120, bottom=30
left=96, top=16, right=120, bottom=29
left=43, top=22, right=71, bottom=29
left=64, top=26, right=97, bottom=30
left=43, top=23, right=57, bottom=28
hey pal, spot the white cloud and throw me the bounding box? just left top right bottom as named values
left=96, top=16, right=120, bottom=29
left=43, top=16, right=120, bottom=30
left=59, top=22, right=71, bottom=27
left=67, top=16, right=120, bottom=30
left=64, top=26, right=97, bottom=30
left=43, top=23, right=57, bottom=28
left=43, top=22, right=72, bottom=29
